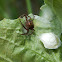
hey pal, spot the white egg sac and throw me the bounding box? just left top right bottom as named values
left=39, top=33, right=61, bottom=49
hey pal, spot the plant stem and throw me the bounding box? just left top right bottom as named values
left=26, top=0, right=32, bottom=14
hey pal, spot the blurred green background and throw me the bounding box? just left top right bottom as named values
left=0, top=0, right=44, bottom=20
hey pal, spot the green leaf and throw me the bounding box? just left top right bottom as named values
left=0, top=0, right=62, bottom=62
left=44, top=0, right=62, bottom=32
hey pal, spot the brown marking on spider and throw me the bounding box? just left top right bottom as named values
left=19, top=14, right=35, bottom=35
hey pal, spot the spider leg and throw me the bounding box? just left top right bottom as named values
left=28, top=16, right=31, bottom=21
left=21, top=14, right=28, bottom=21
left=23, top=14, right=27, bottom=21
left=28, top=29, right=34, bottom=35
left=28, top=15, right=34, bottom=21
left=20, top=20, right=28, bottom=30
left=21, top=30, right=29, bottom=35
left=19, top=14, right=27, bottom=21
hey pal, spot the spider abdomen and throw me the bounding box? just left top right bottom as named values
left=25, top=21, right=34, bottom=30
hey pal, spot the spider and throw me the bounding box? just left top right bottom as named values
left=19, top=14, right=35, bottom=35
